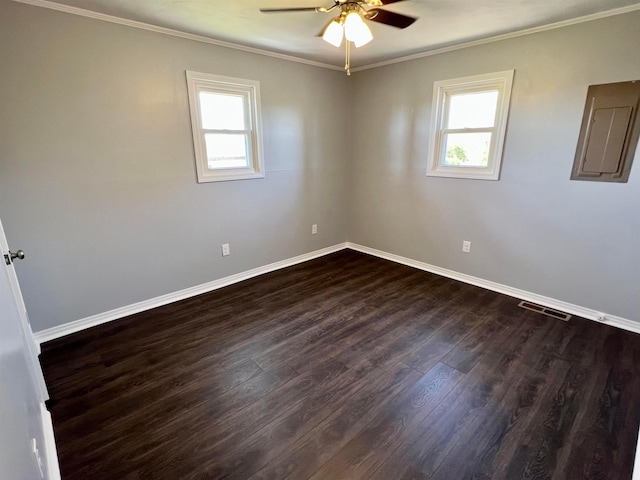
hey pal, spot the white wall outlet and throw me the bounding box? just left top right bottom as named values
left=31, top=438, right=44, bottom=478
left=312, top=224, right=318, bottom=235
left=221, top=243, right=230, bottom=256
left=462, top=240, right=471, bottom=253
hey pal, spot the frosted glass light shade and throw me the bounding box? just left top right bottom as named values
left=344, top=12, right=372, bottom=47
left=322, top=19, right=344, bottom=47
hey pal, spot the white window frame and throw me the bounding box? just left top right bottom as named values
left=186, top=71, right=265, bottom=183
left=426, top=70, right=514, bottom=180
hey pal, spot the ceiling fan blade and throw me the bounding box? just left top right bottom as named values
left=259, top=7, right=320, bottom=13
left=366, top=8, right=417, bottom=29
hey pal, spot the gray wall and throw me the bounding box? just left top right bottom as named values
left=2, top=1, right=639, bottom=332
left=0, top=0, right=350, bottom=331
left=348, top=11, right=640, bottom=321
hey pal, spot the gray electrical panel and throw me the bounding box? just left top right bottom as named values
left=571, top=80, right=640, bottom=183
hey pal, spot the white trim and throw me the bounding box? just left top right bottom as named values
left=40, top=403, right=61, bottom=480
left=34, top=243, right=348, bottom=344
left=350, top=3, right=640, bottom=72
left=11, top=0, right=640, bottom=74
left=346, top=242, right=640, bottom=334
left=34, top=241, right=640, bottom=345
left=10, top=0, right=342, bottom=72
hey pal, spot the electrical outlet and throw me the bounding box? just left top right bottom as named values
left=31, top=438, right=44, bottom=478
left=312, top=224, right=318, bottom=235
left=462, top=240, right=471, bottom=253
left=221, top=243, right=230, bottom=256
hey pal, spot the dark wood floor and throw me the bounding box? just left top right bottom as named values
left=40, top=250, right=640, bottom=480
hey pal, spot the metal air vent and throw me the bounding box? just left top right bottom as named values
left=518, top=301, right=571, bottom=321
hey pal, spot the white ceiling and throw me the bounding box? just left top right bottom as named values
left=29, top=0, right=640, bottom=68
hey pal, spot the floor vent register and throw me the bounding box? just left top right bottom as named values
left=518, top=301, right=572, bottom=321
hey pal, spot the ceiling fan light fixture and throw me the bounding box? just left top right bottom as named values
left=344, top=11, right=373, bottom=47
left=259, top=1, right=419, bottom=76
left=352, top=22, right=372, bottom=47
left=322, top=18, right=344, bottom=47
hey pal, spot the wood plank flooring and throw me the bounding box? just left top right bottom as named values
left=39, top=250, right=640, bottom=480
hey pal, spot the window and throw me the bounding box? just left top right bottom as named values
left=426, top=70, right=514, bottom=180
left=186, top=71, right=264, bottom=182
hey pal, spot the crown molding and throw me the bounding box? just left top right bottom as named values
left=351, top=3, right=640, bottom=72
left=11, top=0, right=343, bottom=72
left=11, top=0, right=640, bottom=75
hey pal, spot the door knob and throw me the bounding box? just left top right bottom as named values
left=10, top=250, right=25, bottom=261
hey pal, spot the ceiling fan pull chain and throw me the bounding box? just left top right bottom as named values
left=345, top=40, right=351, bottom=76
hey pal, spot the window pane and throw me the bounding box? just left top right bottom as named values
left=205, top=133, right=249, bottom=169
left=199, top=92, right=245, bottom=130
left=447, top=91, right=498, bottom=129
left=443, top=132, right=492, bottom=167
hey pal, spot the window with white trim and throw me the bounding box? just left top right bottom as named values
left=186, top=71, right=265, bottom=182
left=426, top=70, right=514, bottom=180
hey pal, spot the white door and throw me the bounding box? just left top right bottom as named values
left=0, top=217, right=60, bottom=479
left=0, top=218, right=47, bottom=397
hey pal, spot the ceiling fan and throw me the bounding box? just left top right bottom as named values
left=260, top=0, right=418, bottom=75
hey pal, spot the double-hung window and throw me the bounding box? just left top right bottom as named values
left=427, top=70, right=514, bottom=180
left=186, top=71, right=265, bottom=182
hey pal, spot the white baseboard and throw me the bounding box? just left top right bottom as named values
left=34, top=241, right=640, bottom=345
left=34, top=243, right=348, bottom=344
left=346, top=242, right=640, bottom=335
